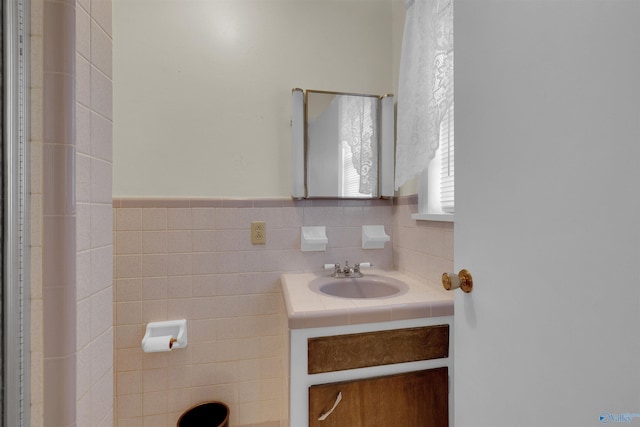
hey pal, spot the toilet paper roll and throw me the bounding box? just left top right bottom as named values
left=142, top=335, right=174, bottom=353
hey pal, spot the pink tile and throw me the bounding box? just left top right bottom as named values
left=116, top=324, right=145, bottom=349
left=253, top=199, right=287, bottom=208
left=116, top=208, right=142, bottom=231
left=91, top=21, right=112, bottom=78
left=76, top=153, right=91, bottom=203
left=190, top=363, right=218, bottom=387
left=142, top=231, right=167, bottom=254
left=141, top=350, right=168, bottom=370
left=287, top=310, right=350, bottom=329
left=116, top=231, right=142, bottom=255
left=222, top=199, right=253, bottom=208
left=91, top=0, right=112, bottom=37
left=167, top=276, right=192, bottom=299
left=167, top=253, right=192, bottom=276
left=76, top=54, right=91, bottom=107
left=430, top=300, right=454, bottom=317
left=91, top=329, right=114, bottom=381
left=167, top=365, right=192, bottom=390
left=190, top=199, right=223, bottom=208
left=117, top=371, right=142, bottom=396
left=192, top=274, right=217, bottom=297
left=142, top=208, right=167, bottom=231
left=215, top=208, right=243, bottom=230
left=192, top=230, right=216, bottom=252
left=190, top=319, right=217, bottom=342
left=191, top=342, right=218, bottom=365
left=158, top=199, right=191, bottom=208
left=116, top=393, right=142, bottom=418
left=142, top=413, right=167, bottom=426
left=216, top=317, right=258, bottom=340
left=191, top=208, right=215, bottom=230
left=142, top=300, right=168, bottom=323
left=115, top=278, right=142, bottom=302
left=192, top=253, right=217, bottom=275
left=118, top=198, right=159, bottom=208
left=142, top=277, right=167, bottom=300
left=142, top=368, right=167, bottom=393
left=91, top=158, right=113, bottom=204
left=391, top=304, right=430, bottom=321
left=216, top=229, right=249, bottom=252
left=141, top=254, right=166, bottom=277
left=91, top=66, right=112, bottom=120
left=91, top=112, right=112, bottom=162
left=167, top=299, right=192, bottom=321
left=167, top=208, right=192, bottom=230
left=91, top=204, right=113, bottom=248
left=115, top=255, right=141, bottom=279
left=116, top=348, right=142, bottom=372
left=191, top=297, right=217, bottom=320
left=116, top=301, right=142, bottom=325
left=216, top=251, right=242, bottom=274
left=90, top=287, right=114, bottom=337
left=142, top=391, right=168, bottom=416
left=167, top=230, right=192, bottom=253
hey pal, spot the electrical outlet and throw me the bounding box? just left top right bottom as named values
left=251, top=221, right=266, bottom=245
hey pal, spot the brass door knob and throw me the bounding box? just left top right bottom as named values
left=442, top=269, right=473, bottom=293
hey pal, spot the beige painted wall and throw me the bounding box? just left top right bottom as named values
left=113, top=0, right=405, bottom=198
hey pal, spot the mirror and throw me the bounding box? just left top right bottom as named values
left=291, top=89, right=395, bottom=199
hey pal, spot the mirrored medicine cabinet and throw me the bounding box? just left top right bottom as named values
left=291, top=89, right=395, bottom=199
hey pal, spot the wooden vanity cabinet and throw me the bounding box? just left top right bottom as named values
left=287, top=318, right=453, bottom=427
left=309, top=367, right=448, bottom=427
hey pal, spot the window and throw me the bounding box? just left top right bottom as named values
left=412, top=103, right=454, bottom=222
left=439, top=104, right=454, bottom=214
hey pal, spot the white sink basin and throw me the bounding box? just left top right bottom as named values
left=309, top=275, right=409, bottom=299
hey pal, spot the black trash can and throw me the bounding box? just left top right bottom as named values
left=177, top=401, right=230, bottom=427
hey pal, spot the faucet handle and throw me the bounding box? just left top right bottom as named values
left=324, top=263, right=342, bottom=276
left=354, top=262, right=372, bottom=272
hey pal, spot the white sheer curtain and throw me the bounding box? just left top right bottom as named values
left=339, top=95, right=378, bottom=195
left=395, top=0, right=453, bottom=190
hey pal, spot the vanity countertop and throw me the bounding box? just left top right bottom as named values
left=281, top=269, right=453, bottom=329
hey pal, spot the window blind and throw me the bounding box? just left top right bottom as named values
left=440, top=104, right=454, bottom=214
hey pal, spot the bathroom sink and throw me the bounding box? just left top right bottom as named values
left=309, top=275, right=409, bottom=299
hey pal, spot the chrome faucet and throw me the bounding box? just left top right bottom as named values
left=327, top=261, right=369, bottom=278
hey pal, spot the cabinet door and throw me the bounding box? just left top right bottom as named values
left=309, top=368, right=448, bottom=427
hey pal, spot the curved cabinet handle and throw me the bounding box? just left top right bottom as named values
left=318, top=391, right=342, bottom=421
left=442, top=269, right=473, bottom=293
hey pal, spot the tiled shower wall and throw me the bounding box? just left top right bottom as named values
left=30, top=0, right=114, bottom=425
left=113, top=198, right=393, bottom=427
left=75, top=0, right=114, bottom=425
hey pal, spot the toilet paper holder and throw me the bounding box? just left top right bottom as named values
left=142, top=319, right=187, bottom=352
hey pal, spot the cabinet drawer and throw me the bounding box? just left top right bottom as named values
left=309, top=367, right=448, bottom=427
left=308, top=325, right=449, bottom=374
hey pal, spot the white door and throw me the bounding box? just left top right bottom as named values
left=454, top=1, right=640, bottom=426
